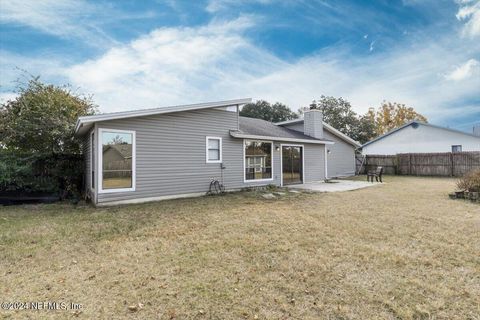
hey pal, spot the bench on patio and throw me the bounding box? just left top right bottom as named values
left=367, top=166, right=383, bottom=183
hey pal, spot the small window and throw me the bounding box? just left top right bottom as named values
left=206, top=137, right=222, bottom=163
left=452, top=145, right=462, bottom=152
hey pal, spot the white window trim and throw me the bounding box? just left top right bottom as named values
left=280, top=144, right=305, bottom=187
left=206, top=136, right=223, bottom=163
left=243, top=139, right=274, bottom=183
left=90, top=130, right=95, bottom=191
left=98, top=128, right=136, bottom=194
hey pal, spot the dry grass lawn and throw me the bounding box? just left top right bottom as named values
left=0, top=176, right=479, bottom=319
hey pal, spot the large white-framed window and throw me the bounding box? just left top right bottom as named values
left=98, top=128, right=136, bottom=193
left=206, top=136, right=222, bottom=163
left=90, top=130, right=95, bottom=191
left=244, top=140, right=273, bottom=182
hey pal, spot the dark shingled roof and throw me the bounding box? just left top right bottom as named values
left=238, top=116, right=330, bottom=142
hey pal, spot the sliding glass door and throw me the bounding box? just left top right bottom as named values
left=282, top=146, right=303, bottom=185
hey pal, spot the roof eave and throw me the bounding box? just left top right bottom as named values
left=322, top=122, right=362, bottom=148
left=230, top=131, right=334, bottom=145
left=75, top=98, right=252, bottom=135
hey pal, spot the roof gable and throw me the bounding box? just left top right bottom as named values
left=234, top=116, right=333, bottom=144
left=275, top=118, right=361, bottom=147
left=361, top=121, right=480, bottom=148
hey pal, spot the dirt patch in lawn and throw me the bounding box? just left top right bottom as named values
left=0, top=176, right=479, bottom=319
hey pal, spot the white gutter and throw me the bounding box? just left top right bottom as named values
left=230, top=131, right=334, bottom=145
left=75, top=98, right=252, bottom=134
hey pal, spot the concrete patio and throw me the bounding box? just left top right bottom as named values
left=287, top=179, right=382, bottom=192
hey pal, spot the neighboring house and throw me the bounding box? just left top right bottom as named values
left=276, top=117, right=361, bottom=177
left=361, top=121, right=480, bottom=155
left=76, top=98, right=346, bottom=206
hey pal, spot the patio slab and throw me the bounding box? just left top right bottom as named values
left=287, top=179, right=382, bottom=192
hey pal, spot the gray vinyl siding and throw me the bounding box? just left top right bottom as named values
left=95, top=108, right=235, bottom=204
left=283, top=122, right=355, bottom=177
left=304, top=144, right=325, bottom=182
left=323, top=130, right=355, bottom=177
left=88, top=108, right=326, bottom=205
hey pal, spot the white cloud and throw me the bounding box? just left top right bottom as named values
left=0, top=92, right=18, bottom=104
left=0, top=50, right=69, bottom=96
left=65, top=16, right=285, bottom=110
left=57, top=16, right=480, bottom=128
left=206, top=0, right=274, bottom=13
left=0, top=0, right=118, bottom=47
left=456, top=0, right=480, bottom=37
left=445, top=58, right=480, bottom=81
left=2, top=13, right=479, bottom=129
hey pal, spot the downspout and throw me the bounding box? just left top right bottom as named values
left=324, top=146, right=328, bottom=180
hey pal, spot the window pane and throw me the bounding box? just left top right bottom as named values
left=245, top=140, right=272, bottom=180
left=102, top=131, right=132, bottom=189
left=208, top=139, right=219, bottom=150
left=208, top=149, right=219, bottom=161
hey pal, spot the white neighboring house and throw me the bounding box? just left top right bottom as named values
left=361, top=121, right=480, bottom=155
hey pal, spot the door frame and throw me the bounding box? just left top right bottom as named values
left=280, top=144, right=305, bottom=187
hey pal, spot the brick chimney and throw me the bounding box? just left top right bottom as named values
left=303, top=109, right=324, bottom=139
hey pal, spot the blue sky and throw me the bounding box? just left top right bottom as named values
left=0, top=0, right=479, bottom=133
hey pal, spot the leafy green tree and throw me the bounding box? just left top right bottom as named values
left=308, top=95, right=374, bottom=143
left=352, top=110, right=377, bottom=144
left=310, top=96, right=359, bottom=134
left=0, top=76, right=97, bottom=155
left=240, top=100, right=298, bottom=122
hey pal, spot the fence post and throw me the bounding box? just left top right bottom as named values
left=450, top=152, right=454, bottom=177
left=395, top=154, right=398, bottom=175
left=409, top=154, right=412, bottom=175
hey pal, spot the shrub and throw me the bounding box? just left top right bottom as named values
left=457, top=169, right=480, bottom=192
left=0, top=153, right=84, bottom=198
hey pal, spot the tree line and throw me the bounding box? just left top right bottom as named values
left=1, top=76, right=428, bottom=154
left=240, top=97, right=427, bottom=144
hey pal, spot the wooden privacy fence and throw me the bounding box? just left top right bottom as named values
left=356, top=151, right=480, bottom=177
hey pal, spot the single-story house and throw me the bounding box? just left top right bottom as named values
left=75, top=98, right=359, bottom=206
left=361, top=121, right=480, bottom=155
left=275, top=118, right=361, bottom=177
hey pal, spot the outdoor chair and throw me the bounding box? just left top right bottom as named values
left=367, top=166, right=383, bottom=183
